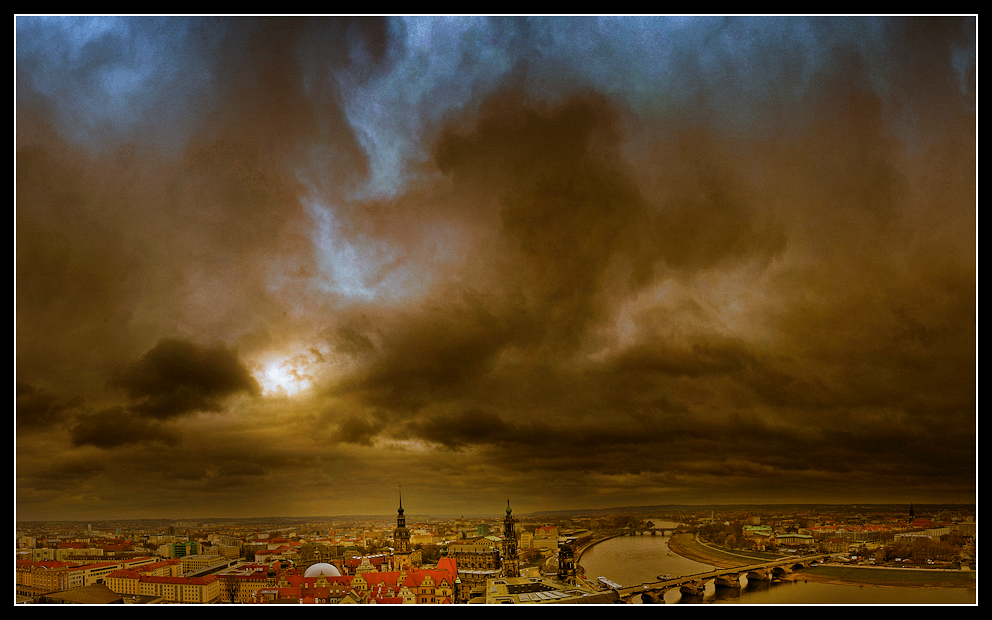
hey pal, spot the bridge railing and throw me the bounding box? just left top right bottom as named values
left=614, top=553, right=832, bottom=597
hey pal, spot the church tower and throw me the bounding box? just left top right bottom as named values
left=557, top=538, right=576, bottom=585
left=501, top=499, right=519, bottom=578
left=393, top=488, right=412, bottom=570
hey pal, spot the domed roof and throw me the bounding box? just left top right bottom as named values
left=304, top=562, right=342, bottom=578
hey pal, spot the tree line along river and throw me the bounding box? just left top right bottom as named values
left=576, top=521, right=976, bottom=604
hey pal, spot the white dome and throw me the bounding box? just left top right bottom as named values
left=304, top=562, right=342, bottom=578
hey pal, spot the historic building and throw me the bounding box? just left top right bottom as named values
left=392, top=490, right=413, bottom=571
left=557, top=538, right=576, bottom=585
left=444, top=537, right=502, bottom=603
left=104, top=569, right=221, bottom=603
left=214, top=563, right=276, bottom=603
left=294, top=542, right=344, bottom=573
left=502, top=500, right=520, bottom=579
left=16, top=557, right=161, bottom=598
left=248, top=558, right=458, bottom=604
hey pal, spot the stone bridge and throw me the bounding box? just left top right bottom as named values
left=613, top=554, right=831, bottom=603
left=620, top=528, right=685, bottom=537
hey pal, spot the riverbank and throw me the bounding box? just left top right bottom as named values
left=667, top=533, right=976, bottom=590
left=796, top=565, right=976, bottom=589
left=574, top=533, right=622, bottom=563
left=667, top=532, right=771, bottom=568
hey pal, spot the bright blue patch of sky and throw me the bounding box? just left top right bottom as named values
left=16, top=16, right=214, bottom=155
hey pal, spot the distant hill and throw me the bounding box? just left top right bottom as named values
left=526, top=503, right=975, bottom=518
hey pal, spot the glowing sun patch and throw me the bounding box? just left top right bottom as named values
left=256, top=356, right=313, bottom=397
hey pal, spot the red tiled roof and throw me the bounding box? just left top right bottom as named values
left=282, top=574, right=352, bottom=588
left=370, top=595, right=403, bottom=604
left=132, top=574, right=218, bottom=585
left=75, top=561, right=120, bottom=569
left=17, top=560, right=76, bottom=569
left=436, top=558, right=457, bottom=573
left=344, top=555, right=387, bottom=567
left=106, top=569, right=141, bottom=579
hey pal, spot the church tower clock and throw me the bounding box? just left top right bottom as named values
left=393, top=488, right=412, bottom=570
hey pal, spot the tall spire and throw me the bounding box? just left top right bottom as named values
left=502, top=498, right=519, bottom=578
left=393, top=486, right=411, bottom=566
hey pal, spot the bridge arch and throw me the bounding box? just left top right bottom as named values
left=613, top=553, right=832, bottom=601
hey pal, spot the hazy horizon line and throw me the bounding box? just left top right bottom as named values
left=16, top=502, right=976, bottom=526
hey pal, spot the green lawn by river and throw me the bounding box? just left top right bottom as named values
left=668, top=533, right=780, bottom=567
left=804, top=565, right=976, bottom=588
left=668, top=533, right=975, bottom=589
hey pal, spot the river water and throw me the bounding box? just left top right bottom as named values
left=577, top=521, right=976, bottom=605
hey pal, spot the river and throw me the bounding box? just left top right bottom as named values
left=577, top=521, right=976, bottom=604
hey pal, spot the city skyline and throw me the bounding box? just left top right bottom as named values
left=16, top=16, right=976, bottom=521
left=15, top=502, right=973, bottom=527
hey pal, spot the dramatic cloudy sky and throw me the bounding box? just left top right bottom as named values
left=15, top=16, right=976, bottom=521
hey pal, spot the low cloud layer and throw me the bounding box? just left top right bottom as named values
left=16, top=16, right=975, bottom=520
left=108, top=339, right=259, bottom=419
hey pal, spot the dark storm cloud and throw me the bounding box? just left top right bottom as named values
left=20, top=458, right=106, bottom=492
left=333, top=415, right=379, bottom=446
left=405, top=409, right=514, bottom=450
left=172, top=468, right=210, bottom=482
left=16, top=382, right=83, bottom=430
left=108, top=338, right=259, bottom=419
left=441, top=405, right=972, bottom=490
left=873, top=17, right=976, bottom=134
left=434, top=87, right=786, bottom=300
left=15, top=17, right=975, bottom=517
left=434, top=90, right=651, bottom=340
left=16, top=16, right=395, bottom=376
left=15, top=139, right=148, bottom=397
left=327, top=325, right=377, bottom=358
left=333, top=87, right=792, bottom=414
left=24, top=338, right=260, bottom=452
left=218, top=462, right=269, bottom=477
left=610, top=336, right=755, bottom=380
left=70, top=407, right=182, bottom=449
left=385, top=300, right=973, bottom=486
left=175, top=17, right=373, bottom=226
left=333, top=292, right=538, bottom=412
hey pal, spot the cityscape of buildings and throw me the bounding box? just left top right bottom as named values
left=15, top=502, right=976, bottom=604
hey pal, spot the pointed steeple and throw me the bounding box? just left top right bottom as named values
left=502, top=498, right=519, bottom=578
left=393, top=485, right=411, bottom=565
